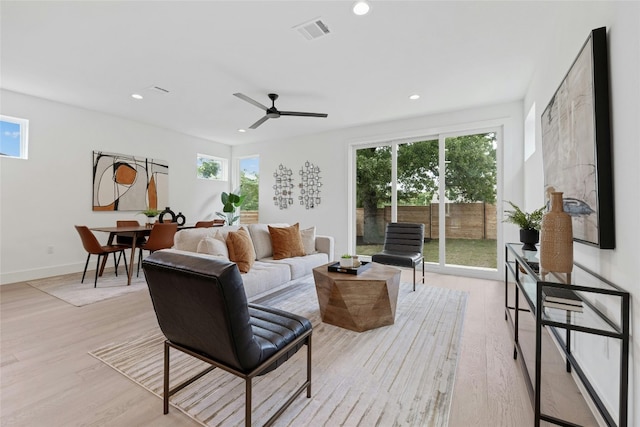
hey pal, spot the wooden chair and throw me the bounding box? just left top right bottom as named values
left=142, top=251, right=312, bottom=426
left=74, top=225, right=130, bottom=287
left=371, top=222, right=425, bottom=291
left=194, top=220, right=215, bottom=228
left=136, top=222, right=178, bottom=276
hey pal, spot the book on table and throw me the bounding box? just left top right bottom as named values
left=543, top=301, right=584, bottom=313
left=543, top=287, right=582, bottom=306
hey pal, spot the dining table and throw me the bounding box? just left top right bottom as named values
left=91, top=224, right=198, bottom=286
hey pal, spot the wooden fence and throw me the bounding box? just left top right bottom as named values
left=356, top=203, right=497, bottom=240
left=240, top=210, right=259, bottom=224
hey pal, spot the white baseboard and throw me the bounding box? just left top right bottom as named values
left=1, top=262, right=85, bottom=285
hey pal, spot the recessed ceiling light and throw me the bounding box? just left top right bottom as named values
left=131, top=93, right=143, bottom=100
left=353, top=1, right=370, bottom=16
left=238, top=129, right=246, bottom=133
left=409, top=94, right=420, bottom=100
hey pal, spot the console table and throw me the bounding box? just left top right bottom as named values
left=504, top=243, right=629, bottom=426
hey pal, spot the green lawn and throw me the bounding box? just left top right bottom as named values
left=357, top=239, right=497, bottom=269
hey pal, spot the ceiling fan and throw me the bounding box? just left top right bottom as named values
left=233, top=93, right=328, bottom=129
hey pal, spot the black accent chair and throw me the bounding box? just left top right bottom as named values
left=371, top=222, right=425, bottom=291
left=142, top=251, right=312, bottom=427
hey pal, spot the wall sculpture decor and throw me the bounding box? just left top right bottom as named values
left=273, top=164, right=294, bottom=209
left=541, top=27, right=614, bottom=249
left=299, top=160, right=322, bottom=209
left=93, top=151, right=169, bottom=212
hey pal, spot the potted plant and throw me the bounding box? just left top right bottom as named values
left=215, top=191, right=245, bottom=225
left=139, top=208, right=161, bottom=228
left=504, top=201, right=545, bottom=251
left=340, top=253, right=354, bottom=268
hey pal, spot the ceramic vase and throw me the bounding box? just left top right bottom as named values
left=540, top=191, right=573, bottom=282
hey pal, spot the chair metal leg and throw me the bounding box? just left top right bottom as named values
left=81, top=254, right=91, bottom=283
left=113, top=252, right=119, bottom=276
left=246, top=378, right=252, bottom=427
left=307, top=334, right=312, bottom=398
left=164, top=341, right=170, bottom=414
left=137, top=249, right=145, bottom=277
left=413, top=265, right=416, bottom=292
left=94, top=254, right=101, bottom=288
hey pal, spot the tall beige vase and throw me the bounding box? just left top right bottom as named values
left=540, top=191, right=573, bottom=283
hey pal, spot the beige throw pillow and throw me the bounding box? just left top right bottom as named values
left=226, top=227, right=256, bottom=273
left=268, top=223, right=306, bottom=260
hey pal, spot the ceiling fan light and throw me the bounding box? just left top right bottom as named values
left=353, top=1, right=370, bottom=16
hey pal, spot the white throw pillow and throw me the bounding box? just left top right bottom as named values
left=247, top=223, right=289, bottom=260
left=300, top=226, right=317, bottom=254
left=196, top=233, right=229, bottom=258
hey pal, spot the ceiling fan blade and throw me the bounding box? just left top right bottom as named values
left=233, top=93, right=269, bottom=111
left=249, top=115, right=270, bottom=129
left=279, top=111, right=328, bottom=118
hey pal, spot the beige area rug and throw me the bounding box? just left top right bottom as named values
left=90, top=278, right=467, bottom=426
left=26, top=269, right=147, bottom=307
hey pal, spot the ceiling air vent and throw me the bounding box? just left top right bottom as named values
left=145, top=85, right=170, bottom=95
left=293, top=18, right=330, bottom=41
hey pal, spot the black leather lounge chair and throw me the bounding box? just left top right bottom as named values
left=371, top=222, right=425, bottom=291
left=142, top=251, right=312, bottom=426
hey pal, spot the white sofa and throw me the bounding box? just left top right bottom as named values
left=165, top=223, right=334, bottom=300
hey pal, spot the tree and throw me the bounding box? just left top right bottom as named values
left=356, top=147, right=391, bottom=243
left=356, top=133, right=497, bottom=243
left=197, top=160, right=220, bottom=179
left=240, top=170, right=259, bottom=210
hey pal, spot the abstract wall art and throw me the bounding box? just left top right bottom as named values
left=92, top=151, right=169, bottom=212
left=541, top=27, right=614, bottom=249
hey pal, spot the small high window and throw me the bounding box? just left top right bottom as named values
left=0, top=115, right=29, bottom=159
left=197, top=154, right=227, bottom=181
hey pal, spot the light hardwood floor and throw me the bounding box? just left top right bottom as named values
left=2, top=269, right=540, bottom=426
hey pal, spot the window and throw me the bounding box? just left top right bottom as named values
left=196, top=154, right=227, bottom=180
left=239, top=156, right=259, bottom=210
left=0, top=115, right=29, bottom=159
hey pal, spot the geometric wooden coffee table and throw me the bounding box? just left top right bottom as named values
left=312, top=262, right=401, bottom=332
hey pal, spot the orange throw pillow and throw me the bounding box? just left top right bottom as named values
left=226, top=227, right=256, bottom=273
left=268, top=223, right=306, bottom=260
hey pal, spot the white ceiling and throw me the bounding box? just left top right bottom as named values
left=1, top=1, right=581, bottom=145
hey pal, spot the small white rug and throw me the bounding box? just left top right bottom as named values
left=26, top=270, right=148, bottom=307
left=90, top=279, right=468, bottom=426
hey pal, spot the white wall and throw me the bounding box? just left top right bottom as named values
left=524, top=2, right=639, bottom=424
left=0, top=90, right=231, bottom=284
left=232, top=100, right=524, bottom=276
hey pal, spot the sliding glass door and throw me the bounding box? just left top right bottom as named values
left=354, top=129, right=498, bottom=275
left=442, top=132, right=497, bottom=269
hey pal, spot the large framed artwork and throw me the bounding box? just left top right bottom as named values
left=541, top=27, right=614, bottom=249
left=93, top=151, right=169, bottom=211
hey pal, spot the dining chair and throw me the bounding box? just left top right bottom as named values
left=194, top=220, right=215, bottom=228
left=371, top=222, right=425, bottom=291
left=136, top=222, right=178, bottom=276
left=115, top=220, right=147, bottom=269
left=74, top=225, right=130, bottom=288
